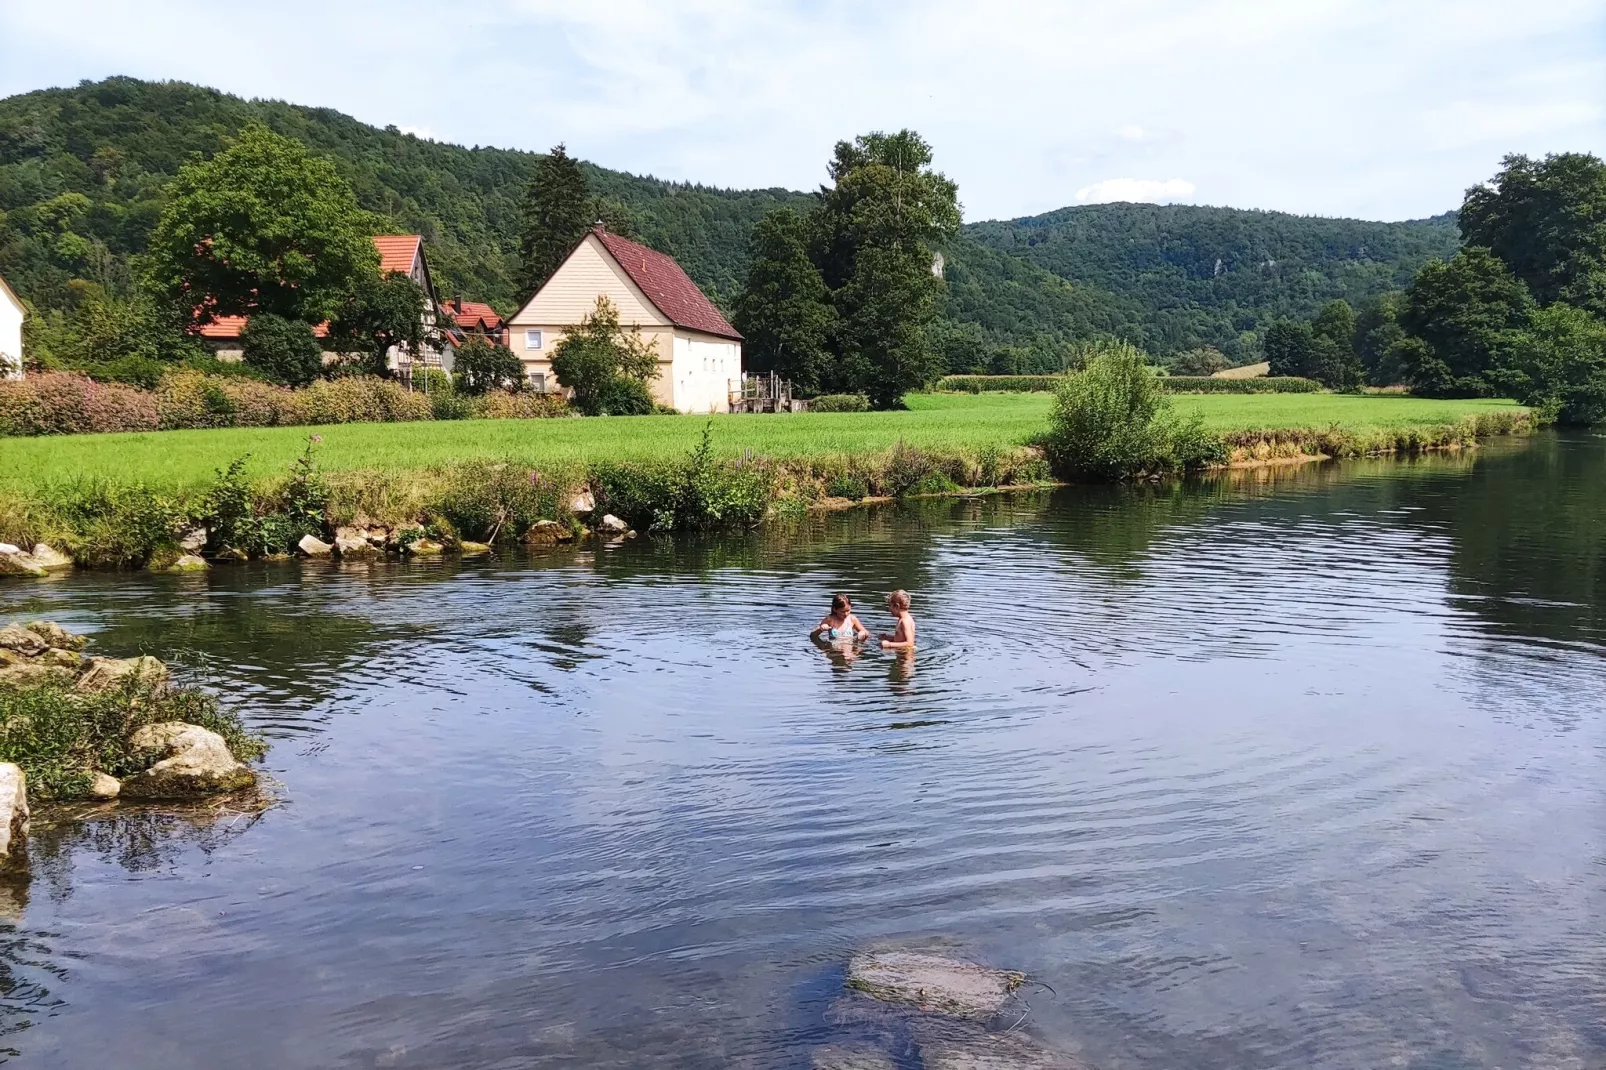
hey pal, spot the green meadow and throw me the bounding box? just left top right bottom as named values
left=0, top=392, right=1527, bottom=492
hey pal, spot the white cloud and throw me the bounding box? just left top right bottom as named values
left=0, top=0, right=1601, bottom=222
left=1076, top=178, right=1198, bottom=204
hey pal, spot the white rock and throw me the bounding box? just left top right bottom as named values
left=178, top=527, right=208, bottom=552
left=120, top=723, right=256, bottom=798
left=74, top=655, right=168, bottom=694
left=599, top=514, right=629, bottom=533
left=569, top=491, right=596, bottom=514
left=0, top=764, right=27, bottom=870
left=846, top=950, right=1024, bottom=1021
left=89, top=772, right=120, bottom=799
left=333, top=526, right=376, bottom=556
left=297, top=534, right=334, bottom=556
left=27, top=544, right=73, bottom=570
left=170, top=554, right=209, bottom=572
left=0, top=547, right=45, bottom=578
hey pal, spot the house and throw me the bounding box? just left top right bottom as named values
left=442, top=298, right=509, bottom=347
left=195, top=235, right=454, bottom=373
left=0, top=273, right=22, bottom=380
left=507, top=227, right=742, bottom=413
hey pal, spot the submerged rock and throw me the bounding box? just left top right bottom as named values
left=407, top=538, right=444, bottom=556
left=170, top=554, right=209, bottom=572
left=0, top=545, right=45, bottom=578
left=846, top=950, right=1025, bottom=1021
left=0, top=764, right=27, bottom=870
left=912, top=1023, right=1090, bottom=1070
left=27, top=544, right=72, bottom=571
left=0, top=625, right=48, bottom=656
left=297, top=534, right=334, bottom=557
left=120, top=723, right=256, bottom=798
left=75, top=655, right=168, bottom=694
left=25, top=621, right=86, bottom=651
left=89, top=772, right=120, bottom=800
left=810, top=1044, right=896, bottom=1070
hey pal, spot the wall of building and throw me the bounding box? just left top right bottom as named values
left=671, top=332, right=740, bottom=413
left=0, top=287, right=23, bottom=379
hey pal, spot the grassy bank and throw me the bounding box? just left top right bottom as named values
left=0, top=393, right=1528, bottom=491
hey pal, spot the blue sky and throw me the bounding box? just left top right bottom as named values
left=1, top=0, right=1601, bottom=223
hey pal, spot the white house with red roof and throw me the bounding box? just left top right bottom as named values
left=0, top=272, right=22, bottom=380
left=507, top=227, right=742, bottom=413
left=196, top=234, right=453, bottom=373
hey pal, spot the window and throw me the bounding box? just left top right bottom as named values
left=528, top=371, right=547, bottom=392
left=524, top=329, right=543, bottom=350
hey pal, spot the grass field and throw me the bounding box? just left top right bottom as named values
left=0, top=392, right=1527, bottom=491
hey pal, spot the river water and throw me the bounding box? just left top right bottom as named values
left=0, top=433, right=1603, bottom=1069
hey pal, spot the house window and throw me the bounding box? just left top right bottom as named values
left=524, top=329, right=543, bottom=350
left=528, top=371, right=547, bottom=392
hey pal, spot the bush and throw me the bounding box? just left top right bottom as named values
left=1169, top=346, right=1231, bottom=376
left=550, top=297, right=660, bottom=416
left=48, top=482, right=182, bottom=568
left=430, top=390, right=476, bottom=421
left=1160, top=376, right=1323, bottom=394
left=431, top=462, right=576, bottom=542
left=454, top=337, right=525, bottom=396
left=293, top=376, right=433, bottom=425
left=810, top=393, right=870, bottom=412
left=0, top=676, right=264, bottom=801
left=592, top=424, right=772, bottom=531
left=0, top=372, right=160, bottom=436
left=241, top=314, right=326, bottom=387
left=474, top=391, right=569, bottom=420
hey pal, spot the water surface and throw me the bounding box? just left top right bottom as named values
left=2, top=434, right=1604, bottom=1069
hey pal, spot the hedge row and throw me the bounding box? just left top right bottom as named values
left=935, top=374, right=1324, bottom=394
left=0, top=372, right=567, bottom=437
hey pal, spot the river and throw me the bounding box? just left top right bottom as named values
left=1, top=433, right=1603, bottom=1069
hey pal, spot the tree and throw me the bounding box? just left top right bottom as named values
left=1492, top=304, right=1606, bottom=426
left=1263, top=320, right=1318, bottom=378
left=733, top=208, right=836, bottom=394
left=1397, top=248, right=1535, bottom=396
left=1354, top=292, right=1407, bottom=385
left=454, top=336, right=525, bottom=395
left=146, top=123, right=379, bottom=327
left=325, top=271, right=427, bottom=377
left=1169, top=346, right=1229, bottom=376
left=549, top=296, right=660, bottom=415
left=518, top=144, right=592, bottom=299
left=813, top=130, right=960, bottom=407
left=1460, top=152, right=1606, bottom=315
left=241, top=314, right=325, bottom=386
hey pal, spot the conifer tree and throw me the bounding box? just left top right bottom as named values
left=518, top=144, right=592, bottom=299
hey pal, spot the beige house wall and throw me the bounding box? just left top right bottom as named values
left=0, top=278, right=22, bottom=379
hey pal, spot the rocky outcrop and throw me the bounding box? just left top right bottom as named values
left=297, top=534, right=334, bottom=556
left=846, top=950, right=1024, bottom=1021
left=0, top=765, right=27, bottom=871
left=119, top=723, right=257, bottom=798
left=74, top=655, right=168, bottom=694
left=0, top=625, right=49, bottom=657
left=333, top=526, right=377, bottom=556
left=523, top=519, right=574, bottom=546
left=0, top=546, right=45, bottom=578
left=570, top=491, right=596, bottom=515
left=178, top=527, right=208, bottom=552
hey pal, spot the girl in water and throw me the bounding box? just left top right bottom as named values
left=811, top=594, right=871, bottom=644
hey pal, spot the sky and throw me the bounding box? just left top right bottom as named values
left=0, top=0, right=1602, bottom=223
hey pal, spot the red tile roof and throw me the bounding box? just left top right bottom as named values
left=592, top=228, right=741, bottom=341
left=196, top=314, right=328, bottom=340
left=374, top=234, right=421, bottom=276
left=444, top=298, right=503, bottom=331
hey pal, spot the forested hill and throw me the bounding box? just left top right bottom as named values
left=0, top=77, right=809, bottom=313
left=1, top=77, right=1462, bottom=360
left=963, top=204, right=1462, bottom=358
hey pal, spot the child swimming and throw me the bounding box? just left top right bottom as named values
left=879, top=590, right=917, bottom=652
left=811, top=594, right=871, bottom=644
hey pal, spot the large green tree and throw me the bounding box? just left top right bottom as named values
left=1460, top=152, right=1606, bottom=315
left=146, top=123, right=379, bottom=326
left=550, top=296, right=660, bottom=415
left=517, top=143, right=592, bottom=299
left=732, top=208, right=836, bottom=394
left=1492, top=304, right=1606, bottom=426
left=325, top=271, right=427, bottom=377
left=1396, top=247, right=1534, bottom=396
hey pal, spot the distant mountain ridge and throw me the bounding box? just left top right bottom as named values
left=0, top=77, right=1463, bottom=360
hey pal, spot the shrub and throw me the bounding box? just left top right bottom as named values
left=879, top=442, right=955, bottom=497
left=935, top=375, right=1064, bottom=393
left=0, top=676, right=264, bottom=801
left=1169, top=346, right=1231, bottom=376
left=1160, top=376, right=1323, bottom=394
left=431, top=462, right=576, bottom=542
left=48, top=482, right=182, bottom=568
left=241, top=314, right=326, bottom=387
left=0, top=372, right=160, bottom=436
left=550, top=297, right=660, bottom=415
left=592, top=424, right=772, bottom=531
left=810, top=393, right=870, bottom=412
left=292, top=375, right=433, bottom=425
left=825, top=471, right=870, bottom=500
left=475, top=391, right=569, bottom=420
left=430, top=390, right=476, bottom=421
left=453, top=337, right=525, bottom=396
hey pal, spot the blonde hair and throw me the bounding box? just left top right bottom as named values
left=888, top=589, right=911, bottom=611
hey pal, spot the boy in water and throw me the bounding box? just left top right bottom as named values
left=879, top=590, right=917, bottom=652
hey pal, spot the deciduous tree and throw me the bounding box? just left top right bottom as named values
left=1397, top=248, right=1534, bottom=396
left=240, top=314, right=325, bottom=386
left=453, top=336, right=525, bottom=395
left=550, top=297, right=660, bottom=415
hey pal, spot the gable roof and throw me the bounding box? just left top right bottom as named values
left=0, top=271, right=21, bottom=311
left=590, top=228, right=741, bottom=341
left=444, top=298, right=503, bottom=331
left=374, top=234, right=422, bottom=276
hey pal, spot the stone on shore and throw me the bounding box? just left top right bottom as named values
left=178, top=527, right=208, bottom=552
left=42, top=648, right=84, bottom=670
left=298, top=534, right=334, bottom=557
left=570, top=491, right=596, bottom=515
left=74, top=655, right=168, bottom=694
left=811, top=1044, right=896, bottom=1070
left=0, top=545, right=45, bottom=578
left=846, top=950, right=1024, bottom=1021
left=523, top=519, right=571, bottom=546
left=25, top=621, right=86, bottom=650
left=0, top=625, right=49, bottom=657
left=334, top=527, right=376, bottom=556
left=459, top=541, right=491, bottom=556
left=406, top=538, right=444, bottom=555
left=119, top=723, right=256, bottom=798
left=89, top=772, right=121, bottom=800
left=27, top=544, right=73, bottom=571
left=170, top=554, right=209, bottom=572
left=599, top=514, right=629, bottom=534
left=0, top=663, right=77, bottom=688
left=0, top=764, right=28, bottom=870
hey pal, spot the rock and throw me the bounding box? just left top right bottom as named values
left=0, top=765, right=27, bottom=871
left=334, top=526, right=376, bottom=556
left=0, top=663, right=77, bottom=688
left=811, top=1045, right=896, bottom=1070
left=0, top=547, right=45, bottom=578
left=178, top=527, right=208, bottom=552
left=406, top=538, right=444, bottom=556
left=387, top=524, right=425, bottom=551
left=170, top=554, right=209, bottom=572
left=459, top=541, right=491, bottom=556
left=42, top=648, right=83, bottom=670
left=88, top=772, right=120, bottom=800
left=0, top=625, right=48, bottom=656
left=119, top=723, right=256, bottom=799
left=913, top=1026, right=1090, bottom=1070
left=297, top=534, right=334, bottom=557
left=74, top=655, right=168, bottom=694
left=569, top=491, right=596, bottom=515
left=214, top=546, right=249, bottom=562
left=522, top=519, right=570, bottom=546
left=25, top=621, right=86, bottom=650
left=26, top=544, right=72, bottom=571
left=599, top=514, right=629, bottom=534
left=846, top=950, right=1024, bottom=1022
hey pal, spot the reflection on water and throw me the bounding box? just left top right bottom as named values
left=0, top=434, right=1603, bottom=1068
